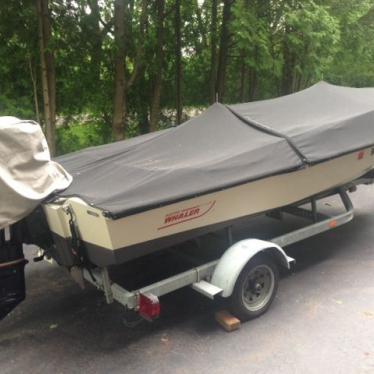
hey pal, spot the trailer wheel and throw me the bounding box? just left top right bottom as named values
left=230, top=254, right=279, bottom=321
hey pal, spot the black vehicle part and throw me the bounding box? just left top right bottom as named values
left=23, top=207, right=81, bottom=267
left=21, top=207, right=53, bottom=250
left=0, top=226, right=27, bottom=320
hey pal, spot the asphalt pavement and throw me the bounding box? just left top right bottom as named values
left=1, top=185, right=374, bottom=374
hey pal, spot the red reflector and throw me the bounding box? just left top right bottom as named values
left=357, top=151, right=365, bottom=160
left=138, top=293, right=160, bottom=321
left=329, top=220, right=337, bottom=228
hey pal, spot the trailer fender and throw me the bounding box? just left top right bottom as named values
left=211, top=239, right=294, bottom=298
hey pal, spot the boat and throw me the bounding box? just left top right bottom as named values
left=38, top=82, right=374, bottom=267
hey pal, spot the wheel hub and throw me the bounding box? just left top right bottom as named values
left=241, top=264, right=275, bottom=312
left=254, top=282, right=262, bottom=292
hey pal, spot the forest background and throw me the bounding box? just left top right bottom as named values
left=1, top=0, right=374, bottom=155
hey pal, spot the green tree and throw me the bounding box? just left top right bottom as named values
left=0, top=0, right=374, bottom=154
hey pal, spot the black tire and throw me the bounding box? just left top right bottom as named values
left=229, top=254, right=279, bottom=321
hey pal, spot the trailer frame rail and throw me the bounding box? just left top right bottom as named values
left=82, top=188, right=354, bottom=318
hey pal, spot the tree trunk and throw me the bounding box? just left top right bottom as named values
left=216, top=0, right=233, bottom=102
left=239, top=49, right=246, bottom=102
left=88, top=0, right=102, bottom=83
left=36, top=0, right=56, bottom=155
left=281, top=27, right=295, bottom=95
left=248, top=66, right=257, bottom=101
left=138, top=91, right=150, bottom=135
left=129, top=0, right=149, bottom=134
left=209, top=0, right=218, bottom=104
left=175, top=0, right=182, bottom=124
left=126, top=0, right=148, bottom=89
left=194, top=0, right=208, bottom=52
left=112, top=0, right=127, bottom=141
left=28, top=56, right=40, bottom=124
left=135, top=58, right=149, bottom=134
left=247, top=42, right=258, bottom=101
left=149, top=0, right=165, bottom=132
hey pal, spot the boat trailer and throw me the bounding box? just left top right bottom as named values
left=75, top=187, right=355, bottom=321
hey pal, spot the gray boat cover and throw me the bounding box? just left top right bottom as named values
left=0, top=117, right=72, bottom=229
left=56, top=82, right=374, bottom=218
left=229, top=81, right=374, bottom=162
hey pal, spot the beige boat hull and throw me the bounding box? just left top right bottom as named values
left=43, top=147, right=374, bottom=265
